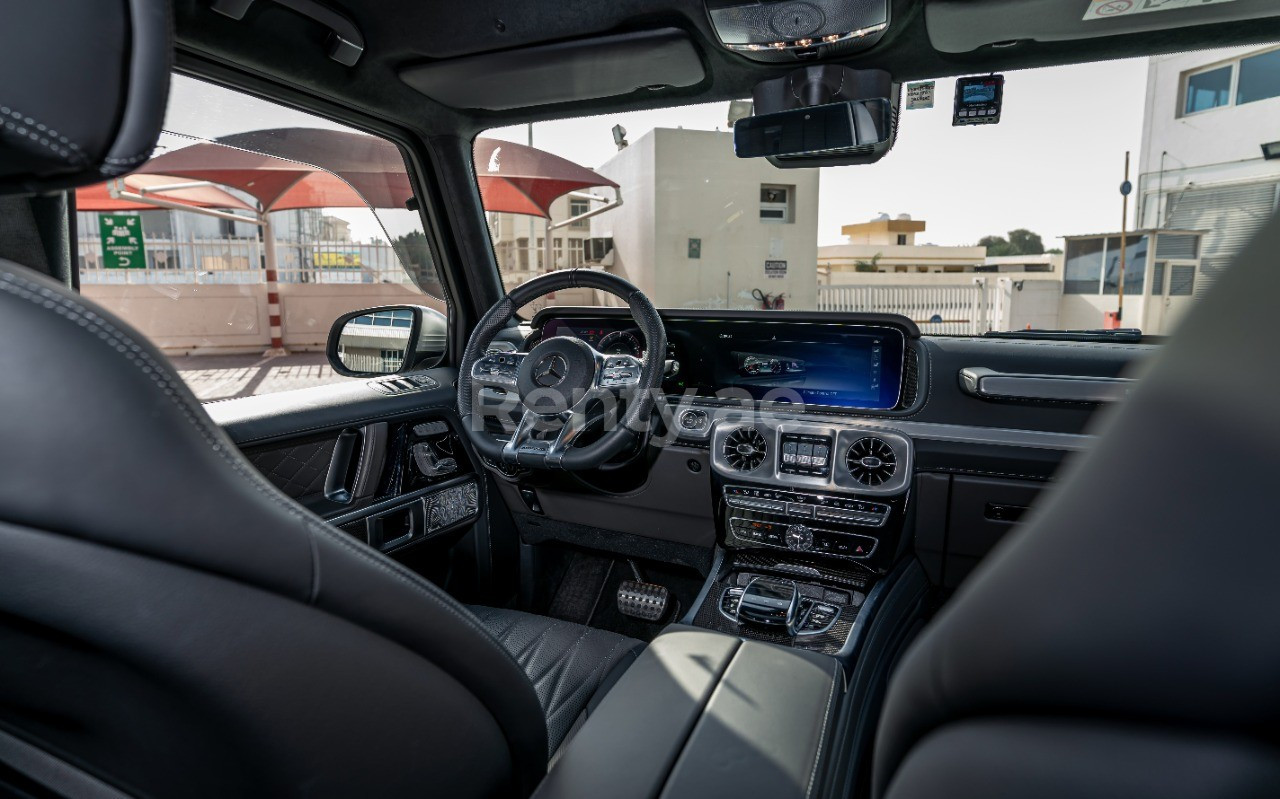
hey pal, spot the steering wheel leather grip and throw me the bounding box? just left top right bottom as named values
left=458, top=269, right=667, bottom=471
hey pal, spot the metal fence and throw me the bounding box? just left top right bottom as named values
left=817, top=282, right=994, bottom=335
left=78, top=236, right=414, bottom=285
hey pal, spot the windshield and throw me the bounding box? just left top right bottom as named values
left=474, top=47, right=1280, bottom=336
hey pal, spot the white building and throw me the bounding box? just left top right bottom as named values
left=1059, top=229, right=1204, bottom=334
left=1133, top=45, right=1280, bottom=303
left=588, top=128, right=820, bottom=310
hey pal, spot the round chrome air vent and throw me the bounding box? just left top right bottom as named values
left=723, top=427, right=768, bottom=472
left=845, top=437, right=898, bottom=486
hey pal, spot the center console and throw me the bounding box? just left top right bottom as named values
left=680, top=412, right=913, bottom=656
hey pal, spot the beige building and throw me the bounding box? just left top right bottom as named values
left=486, top=193, right=596, bottom=284
left=588, top=128, right=820, bottom=310
left=817, top=215, right=988, bottom=282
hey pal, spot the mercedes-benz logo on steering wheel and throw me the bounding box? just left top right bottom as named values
left=533, top=354, right=569, bottom=388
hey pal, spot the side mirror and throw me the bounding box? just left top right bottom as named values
left=326, top=305, right=447, bottom=377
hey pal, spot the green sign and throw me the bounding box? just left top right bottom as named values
left=688, top=238, right=701, bottom=259
left=98, top=214, right=146, bottom=269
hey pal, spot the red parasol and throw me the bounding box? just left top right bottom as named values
left=75, top=174, right=256, bottom=213
left=79, top=129, right=616, bottom=219
left=472, top=138, right=618, bottom=218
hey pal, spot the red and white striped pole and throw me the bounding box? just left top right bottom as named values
left=261, top=213, right=288, bottom=356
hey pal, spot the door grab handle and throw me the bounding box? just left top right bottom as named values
left=324, top=428, right=361, bottom=503
left=208, top=0, right=365, bottom=65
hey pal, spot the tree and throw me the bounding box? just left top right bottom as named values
left=978, top=235, right=1012, bottom=257
left=854, top=253, right=882, bottom=273
left=978, top=229, right=1047, bottom=256
left=1007, top=228, right=1045, bottom=255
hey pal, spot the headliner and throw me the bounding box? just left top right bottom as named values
left=172, top=0, right=1280, bottom=138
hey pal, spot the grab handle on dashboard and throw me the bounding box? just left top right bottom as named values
left=959, top=367, right=1133, bottom=404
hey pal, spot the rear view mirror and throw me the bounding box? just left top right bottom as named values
left=734, top=99, right=891, bottom=160
left=326, top=305, right=447, bottom=377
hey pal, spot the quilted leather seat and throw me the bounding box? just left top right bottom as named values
left=471, top=608, right=645, bottom=756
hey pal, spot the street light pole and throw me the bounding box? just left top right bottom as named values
left=1117, top=151, right=1132, bottom=324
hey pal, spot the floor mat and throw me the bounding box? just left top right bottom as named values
left=546, top=551, right=613, bottom=625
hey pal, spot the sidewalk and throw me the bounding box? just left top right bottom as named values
left=170, top=352, right=354, bottom=401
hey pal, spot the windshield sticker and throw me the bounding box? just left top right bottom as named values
left=905, top=82, right=935, bottom=110
left=1083, top=0, right=1239, bottom=22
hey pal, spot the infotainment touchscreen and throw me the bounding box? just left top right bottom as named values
left=680, top=320, right=906, bottom=411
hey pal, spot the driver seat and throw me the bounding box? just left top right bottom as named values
left=0, top=3, right=639, bottom=797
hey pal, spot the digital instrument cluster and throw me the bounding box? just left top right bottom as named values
left=534, top=315, right=908, bottom=412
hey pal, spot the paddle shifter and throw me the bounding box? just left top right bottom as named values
left=736, top=577, right=801, bottom=634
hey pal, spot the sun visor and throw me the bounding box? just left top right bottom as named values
left=400, top=28, right=705, bottom=111
left=928, top=0, right=1280, bottom=53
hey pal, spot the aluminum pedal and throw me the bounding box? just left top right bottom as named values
left=616, top=579, right=671, bottom=622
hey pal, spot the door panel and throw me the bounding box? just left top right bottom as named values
left=209, top=367, right=485, bottom=559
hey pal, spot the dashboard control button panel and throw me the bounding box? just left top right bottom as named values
left=729, top=518, right=879, bottom=559
left=724, top=486, right=890, bottom=527
left=724, top=484, right=888, bottom=562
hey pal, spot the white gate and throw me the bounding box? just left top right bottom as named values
left=817, top=282, right=995, bottom=334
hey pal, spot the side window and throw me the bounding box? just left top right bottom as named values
left=76, top=75, right=447, bottom=401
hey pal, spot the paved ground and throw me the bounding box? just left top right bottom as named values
left=170, top=352, right=356, bottom=401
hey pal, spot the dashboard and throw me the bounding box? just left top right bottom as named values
left=536, top=311, right=910, bottom=412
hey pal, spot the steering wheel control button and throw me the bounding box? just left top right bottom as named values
left=472, top=354, right=521, bottom=388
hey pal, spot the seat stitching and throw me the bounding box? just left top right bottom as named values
left=806, top=661, right=841, bottom=799
left=515, top=619, right=565, bottom=664
left=0, top=105, right=89, bottom=165
left=577, top=637, right=629, bottom=699
left=541, top=625, right=595, bottom=717
left=0, top=271, right=510, bottom=656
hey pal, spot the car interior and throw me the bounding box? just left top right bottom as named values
left=2, top=0, right=1279, bottom=797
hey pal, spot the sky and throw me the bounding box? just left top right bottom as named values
left=485, top=58, right=1151, bottom=249
left=161, top=59, right=1150, bottom=251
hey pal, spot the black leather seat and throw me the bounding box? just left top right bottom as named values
left=872, top=216, right=1280, bottom=792
left=471, top=608, right=643, bottom=756
left=0, top=3, right=639, bottom=797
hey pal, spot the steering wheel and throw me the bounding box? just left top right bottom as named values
left=458, top=270, right=667, bottom=470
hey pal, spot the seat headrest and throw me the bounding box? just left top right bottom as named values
left=0, top=0, right=171, bottom=196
